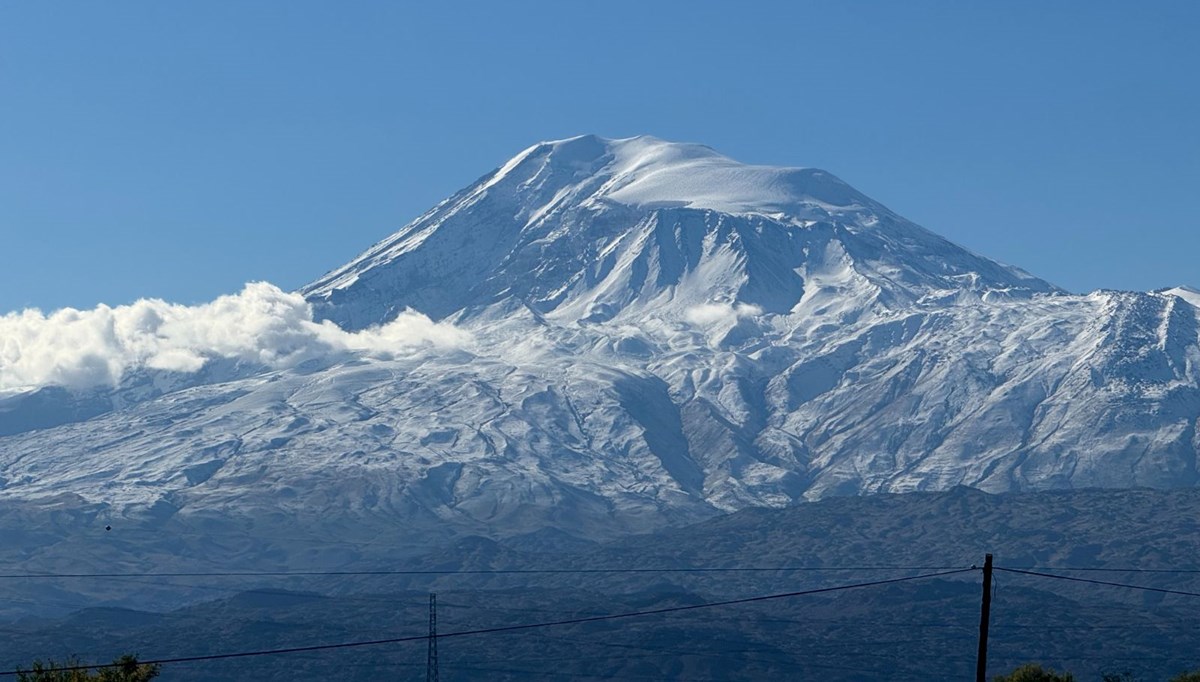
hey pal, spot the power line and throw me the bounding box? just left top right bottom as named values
left=541, top=632, right=974, bottom=662
left=1009, top=566, right=1200, bottom=574
left=285, top=648, right=806, bottom=682
left=994, top=567, right=1200, bottom=599
left=0, top=567, right=973, bottom=677
left=0, top=565, right=970, bottom=580
left=0, top=578, right=427, bottom=615
left=291, top=632, right=958, bottom=681
left=437, top=663, right=710, bottom=680
left=502, top=648, right=930, bottom=679
left=988, top=652, right=1200, bottom=663
left=991, top=622, right=1190, bottom=631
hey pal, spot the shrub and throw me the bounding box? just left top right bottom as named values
left=992, top=663, right=1076, bottom=682
left=17, top=655, right=159, bottom=682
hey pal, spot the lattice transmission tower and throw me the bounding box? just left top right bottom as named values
left=426, top=592, right=439, bottom=682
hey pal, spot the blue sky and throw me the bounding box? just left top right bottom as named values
left=1, top=1, right=1196, bottom=312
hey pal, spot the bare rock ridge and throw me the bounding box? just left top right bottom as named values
left=1, top=135, right=1198, bottom=548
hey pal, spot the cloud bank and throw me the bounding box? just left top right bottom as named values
left=0, top=282, right=469, bottom=391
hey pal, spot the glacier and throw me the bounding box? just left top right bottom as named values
left=1, top=134, right=1198, bottom=550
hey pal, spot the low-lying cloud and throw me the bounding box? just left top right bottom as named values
left=683, top=301, right=763, bottom=327
left=0, top=282, right=469, bottom=391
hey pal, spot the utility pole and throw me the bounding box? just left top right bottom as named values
left=976, top=553, right=993, bottom=682
left=427, top=592, right=439, bottom=682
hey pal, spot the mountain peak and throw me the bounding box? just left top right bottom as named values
left=493, top=134, right=875, bottom=217
left=303, top=135, right=1058, bottom=328
left=1163, top=285, right=1200, bottom=308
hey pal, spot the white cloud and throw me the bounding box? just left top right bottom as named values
left=0, top=282, right=469, bottom=391
left=683, top=301, right=763, bottom=327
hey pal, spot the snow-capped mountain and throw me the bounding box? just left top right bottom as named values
left=2, top=135, right=1198, bottom=547
left=303, top=135, right=1056, bottom=329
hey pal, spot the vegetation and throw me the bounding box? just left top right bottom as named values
left=994, top=664, right=1200, bottom=682
left=16, top=656, right=159, bottom=682
left=993, top=664, right=1076, bottom=681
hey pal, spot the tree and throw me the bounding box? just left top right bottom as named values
left=1170, top=672, right=1200, bottom=682
left=992, top=663, right=1076, bottom=682
left=17, top=656, right=159, bottom=682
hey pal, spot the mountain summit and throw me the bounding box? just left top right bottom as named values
left=2, top=136, right=1198, bottom=565
left=303, top=135, right=1056, bottom=329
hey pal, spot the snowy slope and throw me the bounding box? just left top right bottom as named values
left=302, top=135, right=1055, bottom=328
left=1, top=136, right=1198, bottom=554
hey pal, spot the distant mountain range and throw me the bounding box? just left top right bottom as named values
left=6, top=487, right=1200, bottom=681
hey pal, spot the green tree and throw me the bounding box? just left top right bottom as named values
left=17, top=655, right=159, bottom=682
left=992, top=663, right=1076, bottom=682
left=1170, top=671, right=1200, bottom=682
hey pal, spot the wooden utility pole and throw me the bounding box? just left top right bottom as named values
left=976, top=553, right=993, bottom=682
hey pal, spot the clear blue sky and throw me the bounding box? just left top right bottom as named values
left=1, top=1, right=1196, bottom=312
